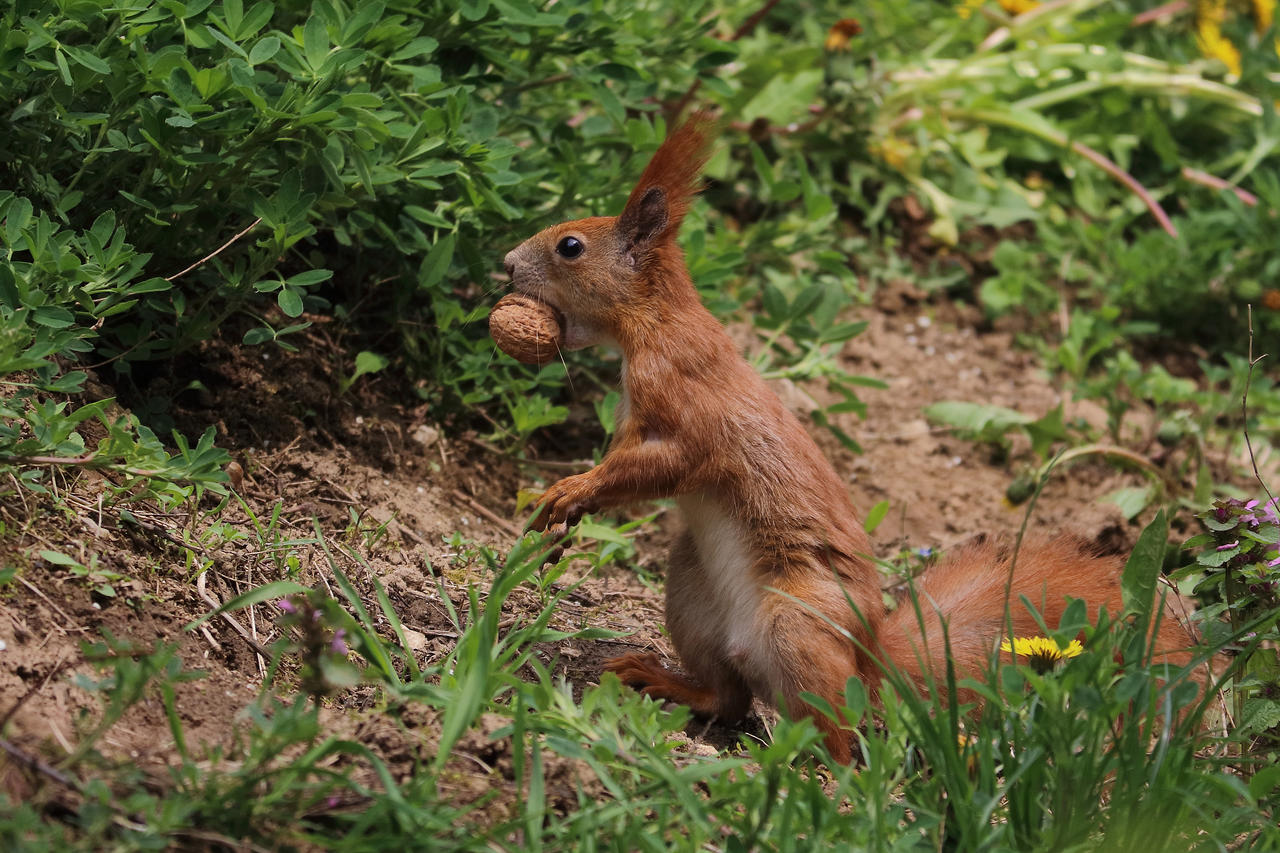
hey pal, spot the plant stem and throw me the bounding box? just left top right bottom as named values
left=947, top=107, right=1179, bottom=237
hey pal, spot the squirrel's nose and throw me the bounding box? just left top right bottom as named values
left=502, top=250, right=517, bottom=280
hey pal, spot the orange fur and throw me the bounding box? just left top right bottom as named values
left=879, top=537, right=1200, bottom=699
left=500, top=116, right=1202, bottom=762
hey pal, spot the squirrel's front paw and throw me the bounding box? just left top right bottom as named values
left=528, top=475, right=597, bottom=532
left=527, top=474, right=598, bottom=563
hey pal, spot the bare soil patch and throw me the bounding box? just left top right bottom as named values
left=0, top=293, right=1225, bottom=814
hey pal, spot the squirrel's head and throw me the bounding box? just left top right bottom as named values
left=502, top=113, right=716, bottom=350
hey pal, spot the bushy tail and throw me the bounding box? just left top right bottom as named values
left=875, top=536, right=1204, bottom=695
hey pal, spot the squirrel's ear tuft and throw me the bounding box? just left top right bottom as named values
left=617, top=186, right=668, bottom=252
left=619, top=111, right=717, bottom=245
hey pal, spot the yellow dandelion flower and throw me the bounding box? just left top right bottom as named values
left=1000, top=635, right=1084, bottom=673
left=1253, top=0, right=1275, bottom=33
left=1196, top=0, right=1243, bottom=76
left=998, top=0, right=1040, bottom=14
left=957, top=0, right=985, bottom=20
left=1252, top=0, right=1280, bottom=61
left=870, top=136, right=914, bottom=171
left=1198, top=25, right=1244, bottom=75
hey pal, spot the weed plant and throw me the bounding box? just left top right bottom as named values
left=5, top=513, right=1278, bottom=849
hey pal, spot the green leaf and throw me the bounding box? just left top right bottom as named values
left=303, top=16, right=329, bottom=71
left=863, top=500, right=889, bottom=534
left=0, top=265, right=20, bottom=308
left=286, top=269, right=333, bottom=287
left=32, top=306, right=75, bottom=328
left=243, top=327, right=274, bottom=345
left=5, top=197, right=33, bottom=246
left=248, top=36, right=280, bottom=64
left=575, top=520, right=630, bottom=545
left=924, top=401, right=1032, bottom=437
left=420, top=233, right=455, bottom=288
left=39, top=550, right=85, bottom=569
left=239, top=1, right=275, bottom=37
left=351, top=350, right=389, bottom=381
left=1025, top=405, right=1068, bottom=458
left=53, top=49, right=73, bottom=86
left=1248, top=764, right=1280, bottom=801
left=390, top=36, right=438, bottom=61
left=277, top=288, right=304, bottom=317
left=1196, top=547, right=1237, bottom=568
left=65, top=47, right=112, bottom=75
left=1100, top=486, right=1152, bottom=521
left=1122, top=508, right=1166, bottom=625
left=222, top=0, right=244, bottom=33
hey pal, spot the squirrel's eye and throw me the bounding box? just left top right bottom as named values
left=556, top=236, right=584, bottom=259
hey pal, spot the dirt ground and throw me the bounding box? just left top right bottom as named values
left=0, top=283, right=1249, bottom=816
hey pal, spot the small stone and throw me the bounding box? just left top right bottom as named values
left=402, top=628, right=428, bottom=653
left=412, top=424, right=440, bottom=447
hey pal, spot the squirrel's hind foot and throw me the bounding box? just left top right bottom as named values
left=604, top=652, right=736, bottom=718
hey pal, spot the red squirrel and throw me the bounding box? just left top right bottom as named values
left=501, top=115, right=1200, bottom=763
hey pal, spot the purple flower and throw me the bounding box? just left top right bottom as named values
left=276, top=598, right=297, bottom=614
left=1264, top=498, right=1280, bottom=525
left=1217, top=541, right=1239, bottom=551
left=1269, top=554, right=1280, bottom=568
left=916, top=546, right=934, bottom=559
left=330, top=629, right=348, bottom=655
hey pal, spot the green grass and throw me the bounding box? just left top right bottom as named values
left=4, top=512, right=1276, bottom=850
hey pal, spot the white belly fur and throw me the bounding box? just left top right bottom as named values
left=677, top=493, right=762, bottom=669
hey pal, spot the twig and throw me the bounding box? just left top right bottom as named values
left=195, top=571, right=274, bottom=660
left=196, top=623, right=223, bottom=652
left=164, top=217, right=263, bottom=282
left=170, top=829, right=274, bottom=853
left=0, top=653, right=70, bottom=731
left=464, top=436, right=592, bottom=471
left=81, top=333, right=157, bottom=370
left=1182, top=167, right=1260, bottom=207
left=0, top=736, right=82, bottom=791
left=247, top=561, right=266, bottom=677
left=5, top=453, right=160, bottom=478
left=514, top=72, right=571, bottom=93
left=15, top=576, right=85, bottom=635
left=1130, top=0, right=1189, bottom=27
left=451, top=488, right=522, bottom=539
left=1241, top=306, right=1277, bottom=511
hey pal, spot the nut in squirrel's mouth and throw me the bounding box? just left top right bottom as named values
left=512, top=287, right=567, bottom=328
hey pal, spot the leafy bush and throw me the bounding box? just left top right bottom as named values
left=0, top=0, right=733, bottom=487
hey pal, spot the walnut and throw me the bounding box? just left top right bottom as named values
left=489, top=293, right=564, bottom=365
